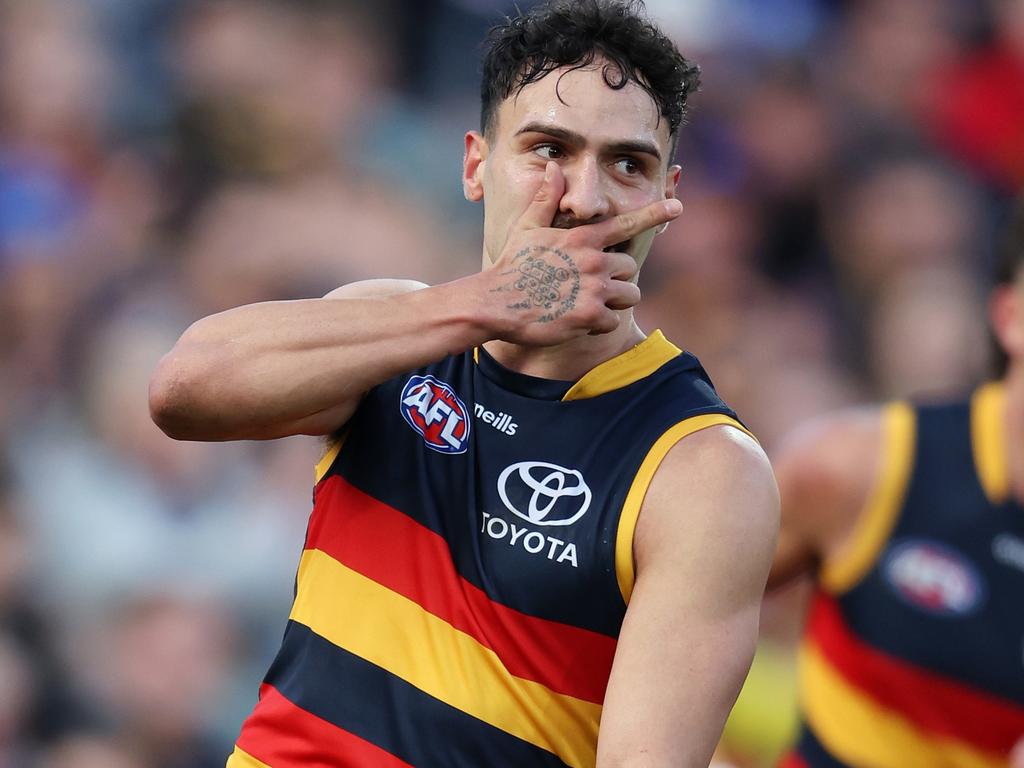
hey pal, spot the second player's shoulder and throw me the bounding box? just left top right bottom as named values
left=773, top=405, right=889, bottom=513
left=768, top=404, right=904, bottom=587
left=323, top=278, right=430, bottom=300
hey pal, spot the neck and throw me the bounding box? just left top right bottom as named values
left=482, top=314, right=646, bottom=381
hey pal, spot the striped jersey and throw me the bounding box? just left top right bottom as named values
left=783, top=383, right=1024, bottom=768
left=226, top=330, right=743, bottom=768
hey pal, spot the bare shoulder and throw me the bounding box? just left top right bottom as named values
left=635, top=424, right=779, bottom=575
left=769, top=405, right=887, bottom=586
left=773, top=406, right=885, bottom=502
left=324, top=278, right=430, bottom=300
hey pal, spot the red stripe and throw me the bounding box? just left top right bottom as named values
left=777, top=752, right=809, bottom=768
left=236, top=684, right=413, bottom=768
left=807, top=591, right=1024, bottom=753
left=306, top=475, right=617, bottom=704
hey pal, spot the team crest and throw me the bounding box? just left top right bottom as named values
left=883, top=539, right=986, bottom=617
left=399, top=375, right=471, bottom=454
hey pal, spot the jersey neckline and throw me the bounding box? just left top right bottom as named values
left=474, top=330, right=683, bottom=402
left=475, top=346, right=575, bottom=400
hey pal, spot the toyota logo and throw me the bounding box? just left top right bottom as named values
left=497, top=461, right=592, bottom=526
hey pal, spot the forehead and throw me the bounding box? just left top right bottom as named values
left=494, top=62, right=670, bottom=151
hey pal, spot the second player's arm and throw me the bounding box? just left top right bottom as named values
left=767, top=408, right=884, bottom=590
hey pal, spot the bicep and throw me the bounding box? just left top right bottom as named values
left=596, top=427, right=779, bottom=768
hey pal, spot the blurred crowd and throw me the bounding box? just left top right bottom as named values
left=0, top=0, right=1021, bottom=766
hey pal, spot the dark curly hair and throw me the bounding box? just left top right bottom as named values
left=480, top=0, right=700, bottom=153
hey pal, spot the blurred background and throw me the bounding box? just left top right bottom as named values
left=0, top=0, right=1021, bottom=765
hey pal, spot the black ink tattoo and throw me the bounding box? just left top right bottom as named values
left=490, top=246, right=580, bottom=323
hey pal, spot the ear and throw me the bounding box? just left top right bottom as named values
left=463, top=131, right=488, bottom=202
left=655, top=164, right=683, bottom=235
left=991, top=284, right=1024, bottom=360
left=665, top=164, right=682, bottom=199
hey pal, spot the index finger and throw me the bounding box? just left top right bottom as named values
left=586, top=199, right=683, bottom=248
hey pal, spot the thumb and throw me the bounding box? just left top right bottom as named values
left=515, top=161, right=564, bottom=231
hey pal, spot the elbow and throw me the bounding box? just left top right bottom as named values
left=148, top=351, right=202, bottom=440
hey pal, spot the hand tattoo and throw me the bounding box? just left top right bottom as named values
left=492, top=246, right=580, bottom=323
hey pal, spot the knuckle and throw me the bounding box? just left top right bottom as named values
left=616, top=255, right=638, bottom=279
left=616, top=212, right=637, bottom=232
left=582, top=273, right=608, bottom=296
left=594, top=311, right=619, bottom=334
left=563, top=227, right=586, bottom=248
left=579, top=309, right=602, bottom=329
left=575, top=249, right=601, bottom=274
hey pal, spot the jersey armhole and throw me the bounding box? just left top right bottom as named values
left=819, top=402, right=916, bottom=595
left=314, top=431, right=349, bottom=485
left=614, top=413, right=755, bottom=603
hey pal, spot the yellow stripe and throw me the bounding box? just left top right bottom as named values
left=291, top=549, right=602, bottom=768
left=614, top=414, right=755, bottom=602
left=225, top=746, right=271, bottom=768
left=801, top=643, right=1004, bottom=768
left=313, top=433, right=347, bottom=484
left=563, top=330, right=680, bottom=401
left=971, top=382, right=1008, bottom=504
left=821, top=402, right=915, bottom=594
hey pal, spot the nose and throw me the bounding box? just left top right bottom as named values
left=557, top=155, right=611, bottom=224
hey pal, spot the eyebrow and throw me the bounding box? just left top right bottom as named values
left=515, top=122, right=662, bottom=164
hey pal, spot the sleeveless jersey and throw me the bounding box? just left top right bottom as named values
left=226, top=330, right=744, bottom=768
left=783, top=383, right=1024, bottom=768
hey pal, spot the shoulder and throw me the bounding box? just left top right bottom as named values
left=769, top=403, right=914, bottom=588
left=773, top=406, right=886, bottom=513
left=323, top=278, right=430, bottom=299
left=652, top=423, right=774, bottom=498
left=635, top=424, right=779, bottom=578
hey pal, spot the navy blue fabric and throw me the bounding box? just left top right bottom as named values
left=328, top=345, right=736, bottom=636
left=265, top=621, right=571, bottom=768
left=790, top=725, right=850, bottom=768
left=833, top=399, right=1024, bottom=704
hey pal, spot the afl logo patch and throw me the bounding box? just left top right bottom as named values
left=883, top=539, right=986, bottom=617
left=497, top=461, right=592, bottom=526
left=399, top=375, right=471, bottom=454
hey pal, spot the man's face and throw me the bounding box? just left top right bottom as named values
left=464, top=60, right=681, bottom=269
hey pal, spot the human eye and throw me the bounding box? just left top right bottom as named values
left=533, top=143, right=564, bottom=160
left=614, top=156, right=642, bottom=176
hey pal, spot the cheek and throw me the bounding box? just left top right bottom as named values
left=485, top=163, right=544, bottom=222
left=613, top=182, right=663, bottom=213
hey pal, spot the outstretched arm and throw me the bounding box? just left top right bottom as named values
left=596, top=426, right=779, bottom=768
left=149, top=162, right=682, bottom=442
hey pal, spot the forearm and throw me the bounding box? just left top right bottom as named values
left=150, top=178, right=684, bottom=442
left=149, top=279, right=489, bottom=441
